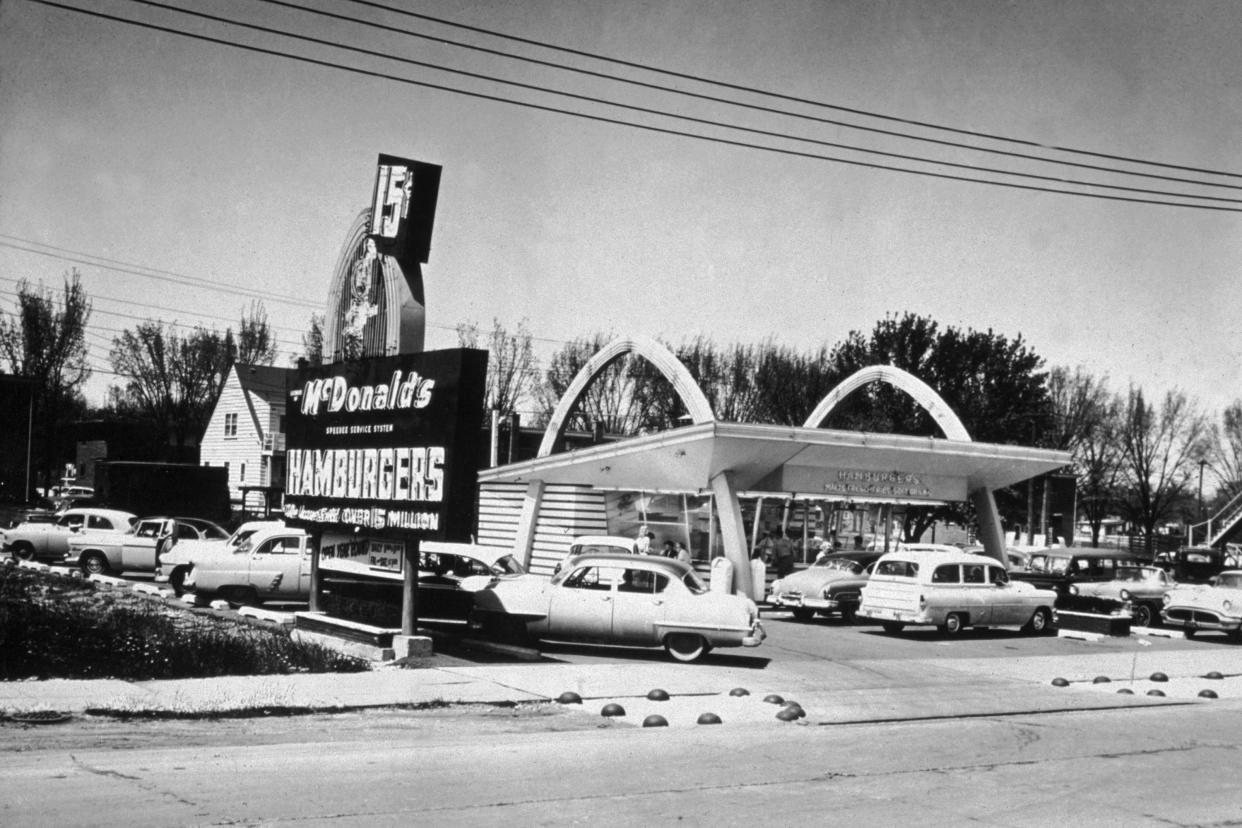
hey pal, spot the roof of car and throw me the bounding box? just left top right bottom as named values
left=560, top=551, right=692, bottom=573
left=570, top=535, right=638, bottom=548
left=60, top=507, right=137, bottom=521
left=1029, top=547, right=1135, bottom=560
left=422, top=541, right=517, bottom=566
left=876, top=548, right=1001, bottom=565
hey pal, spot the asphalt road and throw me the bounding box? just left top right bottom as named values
left=8, top=570, right=1242, bottom=825
left=4, top=697, right=1241, bottom=826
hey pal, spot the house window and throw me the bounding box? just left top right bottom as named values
left=224, top=412, right=238, bottom=438
left=240, top=463, right=246, bottom=483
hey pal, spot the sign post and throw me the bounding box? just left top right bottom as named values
left=283, top=349, right=487, bottom=634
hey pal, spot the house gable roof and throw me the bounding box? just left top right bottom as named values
left=235, top=364, right=294, bottom=400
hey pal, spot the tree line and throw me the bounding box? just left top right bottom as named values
left=3, top=274, right=1239, bottom=552
left=450, top=313, right=1242, bottom=553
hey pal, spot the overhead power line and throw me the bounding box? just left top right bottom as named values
left=31, top=0, right=1242, bottom=212
left=0, top=236, right=571, bottom=348
left=341, top=0, right=1242, bottom=181
left=0, top=236, right=323, bottom=311
left=109, top=0, right=1242, bottom=207
left=246, top=0, right=1242, bottom=192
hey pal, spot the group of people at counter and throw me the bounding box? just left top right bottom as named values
left=630, top=524, right=863, bottom=577
left=635, top=528, right=692, bottom=564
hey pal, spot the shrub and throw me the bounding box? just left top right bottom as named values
left=0, top=565, right=366, bottom=680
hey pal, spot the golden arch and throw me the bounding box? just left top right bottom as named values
left=537, top=336, right=715, bottom=457
left=803, top=365, right=1007, bottom=563
left=803, top=365, right=971, bottom=440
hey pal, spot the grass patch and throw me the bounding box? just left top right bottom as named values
left=0, top=563, right=367, bottom=680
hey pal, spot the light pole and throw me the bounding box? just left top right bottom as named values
left=1198, top=459, right=1207, bottom=522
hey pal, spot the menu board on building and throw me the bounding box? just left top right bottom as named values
left=282, top=349, right=487, bottom=541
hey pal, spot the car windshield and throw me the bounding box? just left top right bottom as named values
left=1217, top=573, right=1242, bottom=589
left=490, top=555, right=525, bottom=576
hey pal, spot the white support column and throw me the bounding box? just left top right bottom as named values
left=512, top=480, right=545, bottom=569
left=710, top=470, right=754, bottom=598
left=971, top=487, right=1007, bottom=566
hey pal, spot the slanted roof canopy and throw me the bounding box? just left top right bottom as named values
left=478, top=421, right=1070, bottom=504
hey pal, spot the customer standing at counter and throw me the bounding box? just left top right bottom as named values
left=772, top=529, right=795, bottom=577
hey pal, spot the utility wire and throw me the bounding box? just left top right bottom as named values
left=110, top=0, right=1242, bottom=206
left=342, top=0, right=1242, bottom=181
left=0, top=237, right=572, bottom=347
left=0, top=275, right=310, bottom=341
left=31, top=0, right=1242, bottom=212
left=246, top=0, right=1242, bottom=192
left=0, top=236, right=323, bottom=311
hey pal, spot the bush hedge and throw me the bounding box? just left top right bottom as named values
left=0, top=564, right=367, bottom=680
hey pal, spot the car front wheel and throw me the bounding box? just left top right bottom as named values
left=12, top=543, right=35, bottom=561
left=1024, top=607, right=1052, bottom=635
left=80, top=553, right=108, bottom=576
left=664, top=633, right=711, bottom=662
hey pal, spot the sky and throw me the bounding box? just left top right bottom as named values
left=1, top=0, right=1240, bottom=428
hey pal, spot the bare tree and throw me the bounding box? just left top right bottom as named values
left=675, top=338, right=764, bottom=423
left=0, top=272, right=92, bottom=487
left=109, top=321, right=231, bottom=458
left=1207, top=401, right=1242, bottom=501
left=1118, top=387, right=1207, bottom=556
left=537, top=332, right=664, bottom=437
left=235, top=301, right=277, bottom=366
left=456, top=318, right=539, bottom=417
left=1045, top=366, right=1126, bottom=545
left=298, top=313, right=325, bottom=367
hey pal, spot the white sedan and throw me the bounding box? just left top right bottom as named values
left=469, top=552, right=765, bottom=661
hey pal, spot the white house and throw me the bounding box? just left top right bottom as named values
left=200, top=364, right=294, bottom=515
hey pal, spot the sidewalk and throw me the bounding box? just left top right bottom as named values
left=4, top=645, right=1240, bottom=728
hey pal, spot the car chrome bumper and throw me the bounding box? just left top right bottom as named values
left=743, top=621, right=766, bottom=647
left=859, top=607, right=929, bottom=624
left=772, top=594, right=835, bottom=611
left=1162, top=608, right=1242, bottom=632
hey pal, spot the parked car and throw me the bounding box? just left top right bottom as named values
left=1009, top=548, right=1138, bottom=600
left=64, top=515, right=229, bottom=576
left=181, top=529, right=524, bottom=616
left=768, top=550, right=883, bottom=621
left=859, top=548, right=1058, bottom=635
left=0, top=507, right=136, bottom=563
left=1161, top=570, right=1242, bottom=639
left=0, top=506, right=55, bottom=530
left=468, top=552, right=766, bottom=661
left=1067, top=565, right=1175, bottom=627
left=158, top=519, right=285, bottom=593
left=552, top=534, right=639, bottom=574
left=182, top=526, right=312, bottom=605
left=1153, top=546, right=1241, bottom=584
